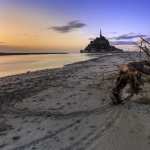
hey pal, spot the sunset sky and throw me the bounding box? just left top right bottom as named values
left=0, top=0, right=150, bottom=52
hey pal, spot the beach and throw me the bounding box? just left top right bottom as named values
left=1, top=52, right=150, bottom=150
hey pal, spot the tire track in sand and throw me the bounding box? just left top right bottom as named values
left=5, top=102, right=113, bottom=120
left=11, top=119, right=82, bottom=150
left=8, top=102, right=115, bottom=150
left=61, top=106, right=121, bottom=150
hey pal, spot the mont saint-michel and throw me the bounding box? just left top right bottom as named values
left=80, top=29, right=123, bottom=53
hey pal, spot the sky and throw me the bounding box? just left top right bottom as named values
left=0, top=0, right=150, bottom=52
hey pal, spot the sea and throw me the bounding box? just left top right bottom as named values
left=0, top=53, right=99, bottom=77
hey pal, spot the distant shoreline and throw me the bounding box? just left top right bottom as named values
left=0, top=52, right=68, bottom=56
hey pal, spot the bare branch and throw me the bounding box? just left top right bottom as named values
left=140, top=37, right=150, bottom=45
left=139, top=46, right=150, bottom=58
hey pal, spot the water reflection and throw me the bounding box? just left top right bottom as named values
left=0, top=53, right=97, bottom=77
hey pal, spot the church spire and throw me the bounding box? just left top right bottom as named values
left=100, top=28, right=102, bottom=38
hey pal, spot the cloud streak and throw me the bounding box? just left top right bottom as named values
left=111, top=41, right=137, bottom=45
left=111, top=33, right=147, bottom=40
left=50, top=20, right=86, bottom=33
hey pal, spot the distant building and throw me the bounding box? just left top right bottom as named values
left=80, top=29, right=123, bottom=53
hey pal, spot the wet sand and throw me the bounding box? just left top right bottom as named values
left=0, top=52, right=150, bottom=150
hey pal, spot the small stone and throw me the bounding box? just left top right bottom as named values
left=12, top=135, right=20, bottom=141
left=76, top=120, right=81, bottom=123
left=69, top=136, right=75, bottom=141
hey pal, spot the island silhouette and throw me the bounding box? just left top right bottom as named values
left=81, top=29, right=123, bottom=53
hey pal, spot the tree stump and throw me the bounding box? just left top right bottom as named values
left=111, top=61, right=150, bottom=104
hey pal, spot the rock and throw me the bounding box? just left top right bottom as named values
left=0, top=122, right=13, bottom=132
left=12, top=135, right=20, bottom=141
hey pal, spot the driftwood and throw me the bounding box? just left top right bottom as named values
left=112, top=38, right=150, bottom=104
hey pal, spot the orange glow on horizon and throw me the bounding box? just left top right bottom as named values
left=0, top=5, right=88, bottom=52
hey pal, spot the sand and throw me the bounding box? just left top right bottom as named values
left=0, top=52, right=150, bottom=150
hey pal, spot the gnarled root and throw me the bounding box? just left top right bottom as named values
left=111, top=64, right=143, bottom=105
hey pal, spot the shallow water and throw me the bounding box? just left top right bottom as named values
left=0, top=53, right=98, bottom=77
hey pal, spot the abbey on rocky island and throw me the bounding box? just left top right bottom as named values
left=80, top=29, right=123, bottom=53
